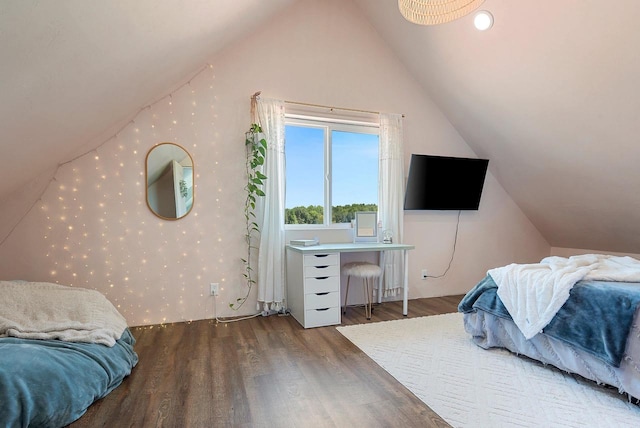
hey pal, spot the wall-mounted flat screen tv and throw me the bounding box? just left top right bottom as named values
left=404, top=154, right=489, bottom=210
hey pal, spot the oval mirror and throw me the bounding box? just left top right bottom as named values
left=145, top=142, right=194, bottom=220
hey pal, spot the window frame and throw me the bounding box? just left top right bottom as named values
left=284, top=114, right=380, bottom=230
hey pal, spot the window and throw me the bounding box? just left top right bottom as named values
left=285, top=115, right=379, bottom=227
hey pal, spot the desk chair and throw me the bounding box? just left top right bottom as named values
left=342, top=261, right=382, bottom=320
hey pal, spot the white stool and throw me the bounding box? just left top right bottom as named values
left=342, top=261, right=383, bottom=320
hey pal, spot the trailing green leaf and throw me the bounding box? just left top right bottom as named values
left=231, top=122, right=268, bottom=311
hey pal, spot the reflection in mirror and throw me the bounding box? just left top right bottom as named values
left=354, top=211, right=378, bottom=242
left=145, top=142, right=194, bottom=220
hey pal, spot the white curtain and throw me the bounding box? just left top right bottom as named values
left=378, top=113, right=405, bottom=297
left=252, top=97, right=286, bottom=311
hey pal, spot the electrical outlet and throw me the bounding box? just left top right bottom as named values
left=210, top=283, right=219, bottom=296
left=421, top=269, right=428, bottom=280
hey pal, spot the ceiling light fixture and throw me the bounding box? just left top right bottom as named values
left=473, top=10, right=494, bottom=31
left=398, top=0, right=485, bottom=26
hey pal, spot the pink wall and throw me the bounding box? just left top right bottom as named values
left=0, top=0, right=549, bottom=326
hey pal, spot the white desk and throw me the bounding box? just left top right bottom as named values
left=286, top=242, right=415, bottom=328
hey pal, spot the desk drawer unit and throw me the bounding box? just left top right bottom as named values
left=286, top=250, right=341, bottom=328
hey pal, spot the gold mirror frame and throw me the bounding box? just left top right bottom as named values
left=145, top=142, right=194, bottom=220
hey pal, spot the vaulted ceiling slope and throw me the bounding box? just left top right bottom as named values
left=354, top=0, right=640, bottom=254
left=2, top=0, right=639, bottom=253
left=0, top=0, right=295, bottom=198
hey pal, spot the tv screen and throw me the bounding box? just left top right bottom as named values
left=404, top=154, right=489, bottom=210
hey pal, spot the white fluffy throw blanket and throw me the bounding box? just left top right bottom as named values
left=489, top=254, right=640, bottom=339
left=0, top=280, right=128, bottom=347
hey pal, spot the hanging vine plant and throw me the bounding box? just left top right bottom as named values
left=231, top=123, right=267, bottom=310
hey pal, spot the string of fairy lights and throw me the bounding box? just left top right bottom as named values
left=1, top=63, right=240, bottom=326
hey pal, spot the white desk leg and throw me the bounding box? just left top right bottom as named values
left=403, top=250, right=409, bottom=316
left=378, top=251, right=386, bottom=304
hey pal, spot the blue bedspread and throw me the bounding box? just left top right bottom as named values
left=458, top=275, right=640, bottom=367
left=0, top=328, right=138, bottom=428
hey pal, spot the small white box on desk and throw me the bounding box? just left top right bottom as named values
left=290, top=239, right=319, bottom=246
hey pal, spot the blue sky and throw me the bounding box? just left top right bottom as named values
left=285, top=125, right=378, bottom=208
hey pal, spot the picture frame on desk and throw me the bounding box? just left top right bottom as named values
left=354, top=211, right=378, bottom=243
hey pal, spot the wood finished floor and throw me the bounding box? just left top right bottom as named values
left=69, top=295, right=464, bottom=428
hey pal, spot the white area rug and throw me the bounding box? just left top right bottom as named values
left=336, top=312, right=640, bottom=428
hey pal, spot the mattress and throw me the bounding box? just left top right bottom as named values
left=0, top=328, right=138, bottom=427
left=463, top=309, right=640, bottom=400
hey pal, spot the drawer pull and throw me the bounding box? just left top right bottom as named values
left=314, top=276, right=329, bottom=280
left=315, top=308, right=330, bottom=312
left=316, top=292, right=329, bottom=296
left=315, top=265, right=329, bottom=269
left=314, top=254, right=330, bottom=258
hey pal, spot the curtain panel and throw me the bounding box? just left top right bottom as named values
left=252, top=97, right=286, bottom=311
left=379, top=113, right=405, bottom=297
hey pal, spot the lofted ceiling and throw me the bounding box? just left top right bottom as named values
left=353, top=0, right=640, bottom=254
left=0, top=0, right=296, bottom=199
left=1, top=0, right=639, bottom=253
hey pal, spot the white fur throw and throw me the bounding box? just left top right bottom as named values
left=343, top=262, right=383, bottom=278
left=490, top=254, right=640, bottom=340
left=0, top=280, right=128, bottom=347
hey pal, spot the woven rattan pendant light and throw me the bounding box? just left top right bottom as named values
left=398, top=0, right=485, bottom=25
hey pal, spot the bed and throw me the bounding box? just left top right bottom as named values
left=0, top=280, right=138, bottom=427
left=458, top=254, right=640, bottom=400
